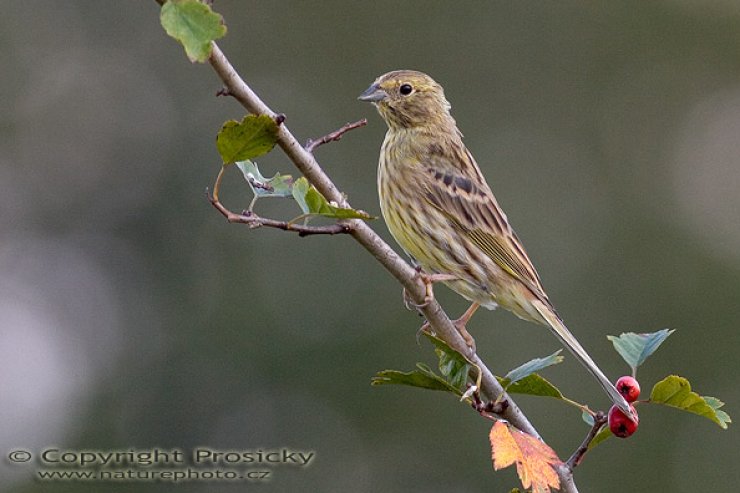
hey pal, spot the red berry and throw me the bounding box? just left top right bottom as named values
left=608, top=405, right=639, bottom=438
left=615, top=375, right=641, bottom=403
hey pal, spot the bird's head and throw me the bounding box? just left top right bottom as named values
left=358, top=70, right=453, bottom=130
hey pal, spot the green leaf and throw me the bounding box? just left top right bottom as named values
left=216, top=115, right=278, bottom=164
left=650, top=375, right=731, bottom=429
left=424, top=332, right=472, bottom=392
left=371, top=335, right=474, bottom=397
left=607, top=328, right=674, bottom=373
left=291, top=177, right=373, bottom=220
left=291, top=177, right=311, bottom=214
left=581, top=410, right=595, bottom=426
left=498, top=373, right=565, bottom=400
left=587, top=426, right=613, bottom=450
left=160, top=0, right=226, bottom=63
left=371, top=364, right=462, bottom=395
left=236, top=160, right=294, bottom=199
left=703, top=396, right=732, bottom=426
left=500, top=350, right=564, bottom=389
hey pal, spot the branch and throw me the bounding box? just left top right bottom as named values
left=305, top=119, right=368, bottom=153
left=207, top=189, right=352, bottom=236
left=471, top=387, right=508, bottom=422
left=155, top=5, right=578, bottom=489
left=566, top=412, right=608, bottom=469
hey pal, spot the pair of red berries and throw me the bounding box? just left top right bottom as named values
left=608, top=376, right=640, bottom=438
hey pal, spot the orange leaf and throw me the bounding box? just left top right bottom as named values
left=490, top=421, right=562, bottom=493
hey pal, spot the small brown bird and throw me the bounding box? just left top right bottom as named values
left=359, top=70, right=634, bottom=420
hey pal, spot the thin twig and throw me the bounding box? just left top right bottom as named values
left=305, top=119, right=368, bottom=153
left=212, top=165, right=226, bottom=202
left=566, top=412, right=608, bottom=469
left=207, top=190, right=352, bottom=236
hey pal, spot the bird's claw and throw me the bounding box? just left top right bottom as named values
left=416, top=321, right=434, bottom=344
left=415, top=318, right=476, bottom=356
left=403, top=270, right=457, bottom=310
left=403, top=286, right=432, bottom=310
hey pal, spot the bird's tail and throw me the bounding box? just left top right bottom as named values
left=531, top=300, right=637, bottom=422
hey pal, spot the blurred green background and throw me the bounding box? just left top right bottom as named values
left=2, top=1, right=739, bottom=492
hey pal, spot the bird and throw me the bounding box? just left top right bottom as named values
left=359, top=69, right=635, bottom=420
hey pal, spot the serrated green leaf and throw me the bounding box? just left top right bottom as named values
left=650, top=375, right=731, bottom=429
left=703, top=396, right=731, bottom=425
left=500, top=350, right=563, bottom=389
left=291, top=177, right=373, bottom=220
left=497, top=373, right=565, bottom=400
left=216, top=115, right=278, bottom=164
left=702, top=395, right=726, bottom=411
left=423, top=332, right=472, bottom=392
left=714, top=409, right=732, bottom=425
left=371, top=364, right=462, bottom=395
left=371, top=334, right=474, bottom=397
left=607, top=328, right=674, bottom=373
left=236, top=160, right=294, bottom=199
left=160, top=0, right=226, bottom=63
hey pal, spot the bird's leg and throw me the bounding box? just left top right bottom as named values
left=416, top=302, right=480, bottom=354
left=403, top=267, right=458, bottom=310
left=453, top=302, right=480, bottom=352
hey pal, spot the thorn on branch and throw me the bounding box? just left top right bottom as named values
left=216, top=87, right=231, bottom=97
left=305, top=118, right=367, bottom=153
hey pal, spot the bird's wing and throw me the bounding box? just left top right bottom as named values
left=420, top=160, right=548, bottom=301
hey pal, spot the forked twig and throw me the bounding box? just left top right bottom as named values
left=566, top=412, right=608, bottom=469
left=207, top=189, right=352, bottom=237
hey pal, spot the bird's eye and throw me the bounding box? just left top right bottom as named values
left=399, top=83, right=413, bottom=96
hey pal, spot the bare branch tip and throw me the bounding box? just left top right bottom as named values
left=205, top=187, right=218, bottom=205
left=305, top=118, right=369, bottom=153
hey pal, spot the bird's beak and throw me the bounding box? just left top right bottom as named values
left=358, top=83, right=387, bottom=102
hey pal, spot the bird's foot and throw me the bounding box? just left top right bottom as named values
left=453, top=302, right=480, bottom=355
left=453, top=317, right=477, bottom=355
left=402, top=268, right=457, bottom=310
left=415, top=310, right=478, bottom=356
left=415, top=321, right=434, bottom=344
